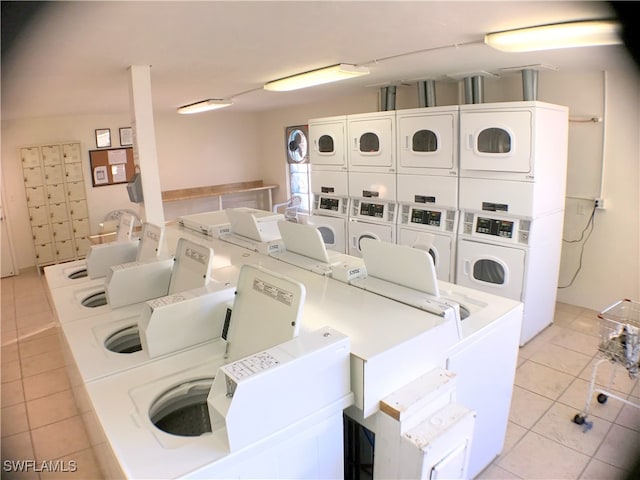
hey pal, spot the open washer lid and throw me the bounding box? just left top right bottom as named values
left=137, top=222, right=164, bottom=261
left=167, top=238, right=214, bottom=294
left=225, top=264, right=305, bottom=362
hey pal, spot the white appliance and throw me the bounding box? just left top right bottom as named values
left=347, top=172, right=397, bottom=257
left=456, top=210, right=564, bottom=345
left=308, top=115, right=350, bottom=254
left=59, top=274, right=236, bottom=384
left=396, top=174, right=458, bottom=282
left=270, top=220, right=366, bottom=282
left=309, top=115, right=347, bottom=171
left=347, top=110, right=396, bottom=174
left=80, top=264, right=353, bottom=479
left=348, top=237, right=524, bottom=479
left=396, top=105, right=459, bottom=177
left=50, top=237, right=211, bottom=323
left=178, top=210, right=231, bottom=238
left=459, top=100, right=569, bottom=217
left=44, top=212, right=139, bottom=289
left=219, top=207, right=285, bottom=254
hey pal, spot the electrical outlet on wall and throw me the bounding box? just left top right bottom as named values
left=594, top=198, right=605, bottom=209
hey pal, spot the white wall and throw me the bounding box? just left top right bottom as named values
left=2, top=68, right=638, bottom=312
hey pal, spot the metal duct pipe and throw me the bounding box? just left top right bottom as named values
left=380, top=86, right=397, bottom=111
left=417, top=80, right=436, bottom=107
left=463, top=76, right=485, bottom=104
left=472, top=76, right=484, bottom=104
left=522, top=69, right=539, bottom=101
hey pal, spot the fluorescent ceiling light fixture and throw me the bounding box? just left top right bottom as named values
left=264, top=64, right=370, bottom=92
left=177, top=99, right=232, bottom=114
left=484, top=20, right=622, bottom=52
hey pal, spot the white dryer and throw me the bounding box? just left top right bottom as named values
left=396, top=174, right=458, bottom=282
left=459, top=101, right=568, bottom=217
left=347, top=171, right=397, bottom=257
left=308, top=169, right=350, bottom=253
left=308, top=115, right=347, bottom=171
left=347, top=110, right=396, bottom=174
left=456, top=210, right=564, bottom=345
left=396, top=105, right=459, bottom=177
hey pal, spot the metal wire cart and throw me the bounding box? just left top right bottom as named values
left=573, top=299, right=640, bottom=430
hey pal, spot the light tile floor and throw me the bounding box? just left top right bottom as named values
left=2, top=269, right=639, bottom=479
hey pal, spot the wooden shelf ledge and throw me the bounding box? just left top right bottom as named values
left=161, top=180, right=278, bottom=210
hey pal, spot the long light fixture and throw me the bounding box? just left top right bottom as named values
left=484, top=20, right=622, bottom=52
left=264, top=63, right=370, bottom=92
left=177, top=99, right=232, bottom=114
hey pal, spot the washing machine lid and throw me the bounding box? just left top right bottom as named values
left=178, top=210, right=230, bottom=237
left=167, top=238, right=214, bottom=294
left=277, top=220, right=332, bottom=264
left=360, top=238, right=439, bottom=297
left=226, top=208, right=284, bottom=242
left=137, top=222, right=164, bottom=262
left=225, top=264, right=304, bottom=362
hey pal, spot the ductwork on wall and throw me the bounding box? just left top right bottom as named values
left=380, top=85, right=397, bottom=111
left=463, top=76, right=485, bottom=104
left=521, top=68, right=539, bottom=101
left=417, top=80, right=437, bottom=108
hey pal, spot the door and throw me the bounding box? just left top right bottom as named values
left=397, top=109, right=456, bottom=173
left=302, top=214, right=347, bottom=254
left=348, top=220, right=394, bottom=257
left=309, top=117, right=347, bottom=169
left=456, top=239, right=525, bottom=300
left=1, top=188, right=17, bottom=277
left=398, top=228, right=453, bottom=282
left=460, top=110, right=532, bottom=173
left=348, top=112, right=395, bottom=172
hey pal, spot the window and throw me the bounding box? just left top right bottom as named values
left=285, top=126, right=310, bottom=213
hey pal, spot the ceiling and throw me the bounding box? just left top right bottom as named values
left=1, top=1, right=636, bottom=121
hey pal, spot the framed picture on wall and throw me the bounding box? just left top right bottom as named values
left=95, top=128, right=111, bottom=148
left=119, top=127, right=133, bottom=146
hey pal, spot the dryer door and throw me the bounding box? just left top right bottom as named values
left=456, top=239, right=525, bottom=300
left=397, top=112, right=455, bottom=172
left=460, top=110, right=532, bottom=173
left=348, top=221, right=394, bottom=258
left=398, top=228, right=453, bottom=282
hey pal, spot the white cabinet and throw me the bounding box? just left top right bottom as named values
left=20, top=142, right=90, bottom=268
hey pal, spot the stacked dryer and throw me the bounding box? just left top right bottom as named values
left=396, top=106, right=459, bottom=282
left=346, top=110, right=398, bottom=257
left=306, top=115, right=350, bottom=253
left=455, top=101, right=569, bottom=345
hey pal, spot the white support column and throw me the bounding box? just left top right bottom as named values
left=128, top=65, right=164, bottom=225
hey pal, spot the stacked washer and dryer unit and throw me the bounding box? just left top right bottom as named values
left=308, top=100, right=568, bottom=345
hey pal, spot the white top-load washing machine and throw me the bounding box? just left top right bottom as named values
left=59, top=258, right=236, bottom=385
left=308, top=115, right=350, bottom=253
left=44, top=212, right=139, bottom=289
left=50, top=236, right=211, bottom=323
left=81, top=264, right=354, bottom=479
left=349, top=237, right=524, bottom=478
left=347, top=171, right=398, bottom=257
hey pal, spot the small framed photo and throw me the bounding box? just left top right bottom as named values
left=119, top=127, right=133, bottom=146
left=95, top=128, right=111, bottom=148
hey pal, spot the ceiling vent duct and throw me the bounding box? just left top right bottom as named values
left=380, top=86, right=397, bottom=111
left=463, top=76, right=485, bottom=104
left=417, top=80, right=437, bottom=108
left=521, top=68, right=538, bottom=101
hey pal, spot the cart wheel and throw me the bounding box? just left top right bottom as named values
left=597, top=393, right=608, bottom=404
left=573, top=414, right=586, bottom=425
